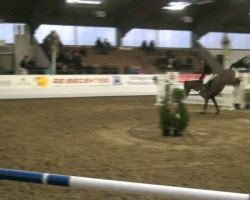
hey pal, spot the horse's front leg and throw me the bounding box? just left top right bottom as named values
left=211, top=97, right=220, bottom=114
left=201, top=98, right=209, bottom=114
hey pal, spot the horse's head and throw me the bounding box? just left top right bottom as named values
left=233, top=77, right=241, bottom=87
left=184, top=81, right=191, bottom=97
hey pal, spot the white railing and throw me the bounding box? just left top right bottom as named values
left=0, top=168, right=249, bottom=200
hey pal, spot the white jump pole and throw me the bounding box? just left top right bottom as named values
left=1, top=168, right=249, bottom=200
left=155, top=72, right=178, bottom=106
left=155, top=75, right=167, bottom=105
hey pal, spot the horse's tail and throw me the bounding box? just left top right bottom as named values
left=184, top=80, right=186, bottom=87
left=184, top=81, right=188, bottom=90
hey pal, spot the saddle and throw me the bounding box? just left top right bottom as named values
left=200, top=75, right=216, bottom=97
left=202, top=74, right=217, bottom=89
left=199, top=82, right=212, bottom=98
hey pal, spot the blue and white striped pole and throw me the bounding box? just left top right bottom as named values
left=0, top=168, right=249, bottom=200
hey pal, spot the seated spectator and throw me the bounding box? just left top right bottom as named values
left=85, top=65, right=96, bottom=74
left=29, top=57, right=36, bottom=68
left=95, top=37, right=103, bottom=48
left=148, top=40, right=155, bottom=53
left=102, top=38, right=112, bottom=55
left=103, top=39, right=111, bottom=48
left=166, top=52, right=176, bottom=71
left=57, top=62, right=68, bottom=74
left=20, top=55, right=30, bottom=70
left=140, top=40, right=147, bottom=51
left=186, top=57, right=193, bottom=65
left=137, top=66, right=143, bottom=74
left=20, top=56, right=41, bottom=74
left=101, top=64, right=110, bottom=74
left=110, top=65, right=119, bottom=74
left=165, top=49, right=174, bottom=59
left=124, top=65, right=131, bottom=74
left=95, top=37, right=112, bottom=55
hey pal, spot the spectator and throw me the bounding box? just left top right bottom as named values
left=148, top=40, right=155, bottom=53
left=72, top=53, right=82, bottom=74
left=103, top=38, right=111, bottom=48
left=124, top=65, right=131, bottom=74
left=166, top=52, right=176, bottom=70
left=28, top=57, right=36, bottom=68
left=95, top=37, right=110, bottom=55
left=103, top=38, right=111, bottom=55
left=165, top=49, right=173, bottom=59
left=137, top=66, right=143, bottom=74
left=95, top=37, right=103, bottom=48
left=44, top=31, right=62, bottom=57
left=20, top=55, right=30, bottom=70
left=140, top=40, right=147, bottom=51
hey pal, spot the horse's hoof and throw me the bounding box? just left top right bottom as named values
left=214, top=112, right=220, bottom=114
left=200, top=111, right=206, bottom=114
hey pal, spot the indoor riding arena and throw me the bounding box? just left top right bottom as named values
left=0, top=96, right=250, bottom=200
left=1, top=0, right=250, bottom=199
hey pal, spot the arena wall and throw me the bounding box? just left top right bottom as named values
left=0, top=75, right=157, bottom=99
left=0, top=74, right=249, bottom=109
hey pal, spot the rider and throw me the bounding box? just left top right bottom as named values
left=199, top=60, right=212, bottom=82
left=199, top=60, right=213, bottom=97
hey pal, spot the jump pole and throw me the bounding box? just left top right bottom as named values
left=1, top=168, right=249, bottom=200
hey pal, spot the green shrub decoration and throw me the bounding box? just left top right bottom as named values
left=172, top=88, right=185, bottom=103
left=159, top=100, right=173, bottom=136
left=159, top=88, right=190, bottom=136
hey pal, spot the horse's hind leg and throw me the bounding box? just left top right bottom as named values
left=201, top=98, right=209, bottom=114
left=211, top=97, right=220, bottom=114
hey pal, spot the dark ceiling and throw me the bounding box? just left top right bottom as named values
left=0, top=0, right=250, bottom=38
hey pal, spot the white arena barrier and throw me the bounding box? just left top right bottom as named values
left=0, top=168, right=249, bottom=200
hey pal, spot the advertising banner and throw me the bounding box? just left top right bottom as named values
left=179, top=73, right=201, bottom=83
left=52, top=75, right=112, bottom=87
left=0, top=75, right=52, bottom=89
left=124, top=75, right=155, bottom=85
left=0, top=76, right=13, bottom=87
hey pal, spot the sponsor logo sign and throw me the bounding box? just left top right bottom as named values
left=52, top=75, right=111, bottom=87
left=112, top=75, right=122, bottom=85
left=35, top=76, right=50, bottom=88
left=13, top=77, right=34, bottom=88
left=125, top=75, right=155, bottom=85
left=0, top=80, right=12, bottom=87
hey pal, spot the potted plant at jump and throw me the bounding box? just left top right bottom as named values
left=172, top=88, right=190, bottom=136
left=159, top=100, right=173, bottom=136
left=159, top=88, right=190, bottom=137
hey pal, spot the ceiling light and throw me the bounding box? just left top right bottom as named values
left=95, top=11, right=106, bottom=18
left=162, top=2, right=191, bottom=10
left=66, top=0, right=102, bottom=5
left=181, top=16, right=193, bottom=23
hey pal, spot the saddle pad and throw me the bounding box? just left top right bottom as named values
left=203, top=74, right=217, bottom=84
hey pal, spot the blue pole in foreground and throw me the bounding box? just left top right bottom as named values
left=0, top=168, right=69, bottom=186
left=0, top=168, right=249, bottom=200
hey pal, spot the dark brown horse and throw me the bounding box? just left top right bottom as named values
left=184, top=69, right=239, bottom=114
